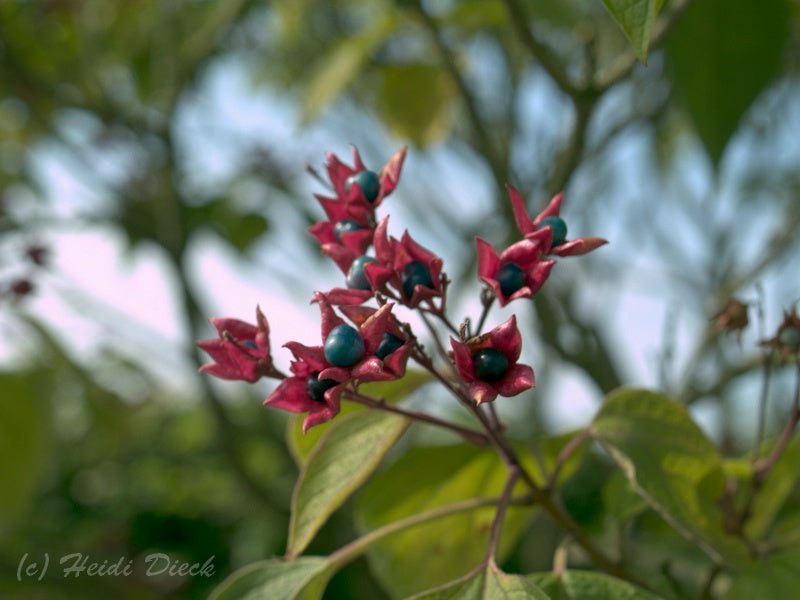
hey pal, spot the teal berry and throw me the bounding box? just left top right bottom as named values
left=472, top=348, right=509, bottom=382
left=334, top=219, right=365, bottom=242
left=541, top=216, right=567, bottom=247
left=496, top=262, right=526, bottom=296
left=242, top=340, right=258, bottom=349
left=346, top=256, right=379, bottom=290
left=306, top=373, right=338, bottom=403
left=779, top=326, right=800, bottom=349
left=375, top=332, right=404, bottom=360
left=346, top=170, right=381, bottom=203
left=324, top=324, right=365, bottom=367
left=401, top=260, right=434, bottom=298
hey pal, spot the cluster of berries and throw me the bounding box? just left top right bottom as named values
left=198, top=148, right=606, bottom=431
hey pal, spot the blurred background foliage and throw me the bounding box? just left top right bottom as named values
left=1, top=0, right=799, bottom=598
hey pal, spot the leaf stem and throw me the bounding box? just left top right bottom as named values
left=327, top=494, right=533, bottom=572
left=484, top=466, right=521, bottom=564
left=345, top=390, right=490, bottom=447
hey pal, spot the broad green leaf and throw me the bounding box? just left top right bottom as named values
left=529, top=569, right=662, bottom=599
left=666, top=0, right=790, bottom=165
left=590, top=388, right=748, bottom=565
left=376, top=63, right=456, bottom=147
left=355, top=445, right=537, bottom=597
left=288, top=410, right=410, bottom=556
left=603, top=469, right=648, bottom=523
left=302, top=14, right=397, bottom=122
left=287, top=371, right=432, bottom=466
left=210, top=557, right=329, bottom=600
left=746, top=439, right=800, bottom=539
left=601, top=0, right=659, bottom=63
left=726, top=546, right=800, bottom=600
left=0, top=372, right=50, bottom=528
left=409, top=562, right=549, bottom=599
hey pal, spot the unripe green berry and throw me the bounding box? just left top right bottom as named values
left=324, top=324, right=365, bottom=367
left=541, top=216, right=567, bottom=247
left=306, top=373, right=337, bottom=403
left=346, top=256, right=378, bottom=290
left=375, top=332, right=404, bottom=360
left=346, top=170, right=380, bottom=203
left=472, top=348, right=509, bottom=382
left=496, top=262, right=526, bottom=296
left=401, top=260, right=433, bottom=298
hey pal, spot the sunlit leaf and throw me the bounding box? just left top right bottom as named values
left=288, top=410, right=410, bottom=556
left=601, top=0, right=659, bottom=63
left=287, top=370, right=432, bottom=466
left=355, top=444, right=536, bottom=597
left=529, top=569, right=661, bottom=599
left=210, top=557, right=329, bottom=600
left=591, top=388, right=749, bottom=565
left=409, top=561, right=549, bottom=599
left=667, top=0, right=790, bottom=165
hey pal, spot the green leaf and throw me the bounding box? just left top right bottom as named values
left=303, top=14, right=397, bottom=122
left=746, top=439, right=800, bottom=539
left=528, top=569, right=662, bottom=599
left=603, top=469, right=648, bottom=523
left=726, top=546, right=800, bottom=600
left=376, top=63, right=456, bottom=147
left=666, top=0, right=790, bottom=165
left=590, top=388, right=749, bottom=565
left=355, top=445, right=537, bottom=597
left=288, top=410, right=410, bottom=556
left=210, top=557, right=329, bottom=600
left=287, top=371, right=432, bottom=466
left=409, top=562, right=549, bottom=599
left=601, top=0, right=659, bottom=63
left=0, top=372, right=50, bottom=529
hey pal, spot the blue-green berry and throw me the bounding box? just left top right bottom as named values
left=375, top=332, right=404, bottom=360
left=472, top=348, right=509, bottom=382
left=346, top=170, right=381, bottom=203
left=401, top=260, right=434, bottom=298
left=324, top=324, right=365, bottom=367
left=346, top=256, right=379, bottom=290
left=496, top=262, right=526, bottom=296
left=306, top=373, right=337, bottom=403
left=334, top=219, right=365, bottom=242
left=541, top=216, right=567, bottom=247
left=242, top=340, right=258, bottom=349
left=779, top=327, right=800, bottom=349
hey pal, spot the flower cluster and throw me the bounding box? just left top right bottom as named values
left=198, top=148, right=605, bottom=429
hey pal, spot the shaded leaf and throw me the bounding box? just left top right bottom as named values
left=667, top=0, right=790, bottom=165
left=726, top=546, right=800, bottom=600
left=409, top=561, right=549, bottom=599
left=303, top=14, right=397, bottom=122
left=355, top=445, right=536, bottom=597
left=746, top=439, right=800, bottom=539
left=590, top=388, right=749, bottom=565
left=376, top=63, right=456, bottom=147
left=601, top=0, right=659, bottom=63
left=0, top=372, right=50, bottom=528
left=288, top=410, right=410, bottom=556
left=529, top=569, right=662, bottom=599
left=210, top=557, right=329, bottom=600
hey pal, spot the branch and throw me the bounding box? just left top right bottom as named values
left=499, top=0, right=579, bottom=96
left=345, top=390, right=490, bottom=447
